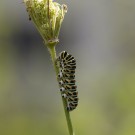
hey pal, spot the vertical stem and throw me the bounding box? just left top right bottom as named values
left=47, top=44, right=75, bottom=135
left=47, top=0, right=50, bottom=19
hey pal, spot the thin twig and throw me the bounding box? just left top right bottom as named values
left=47, top=44, right=75, bottom=135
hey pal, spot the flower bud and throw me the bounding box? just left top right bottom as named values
left=24, top=0, right=67, bottom=46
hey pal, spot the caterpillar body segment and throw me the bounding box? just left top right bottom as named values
left=56, top=51, right=78, bottom=111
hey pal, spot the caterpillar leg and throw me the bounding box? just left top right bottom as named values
left=60, top=87, right=65, bottom=92
left=62, top=93, right=67, bottom=98
left=66, top=105, right=76, bottom=111
left=58, top=72, right=63, bottom=78
left=60, top=87, right=76, bottom=92
left=67, top=100, right=77, bottom=111
left=66, top=102, right=72, bottom=111
left=59, top=80, right=64, bottom=85
left=59, top=80, right=75, bottom=86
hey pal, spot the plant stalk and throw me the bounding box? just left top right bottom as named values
left=47, top=43, right=75, bottom=135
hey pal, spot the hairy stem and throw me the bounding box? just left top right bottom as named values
left=47, top=43, right=75, bottom=135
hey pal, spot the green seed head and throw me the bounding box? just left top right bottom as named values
left=24, top=0, right=67, bottom=46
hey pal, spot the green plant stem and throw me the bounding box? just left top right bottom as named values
left=47, top=43, right=75, bottom=135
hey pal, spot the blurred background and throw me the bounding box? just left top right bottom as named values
left=0, top=0, right=135, bottom=135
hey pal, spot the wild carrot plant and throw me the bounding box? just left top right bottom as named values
left=24, top=0, right=75, bottom=134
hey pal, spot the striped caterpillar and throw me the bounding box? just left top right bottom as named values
left=56, top=51, right=78, bottom=111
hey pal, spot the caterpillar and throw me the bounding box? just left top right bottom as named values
left=56, top=51, right=78, bottom=111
